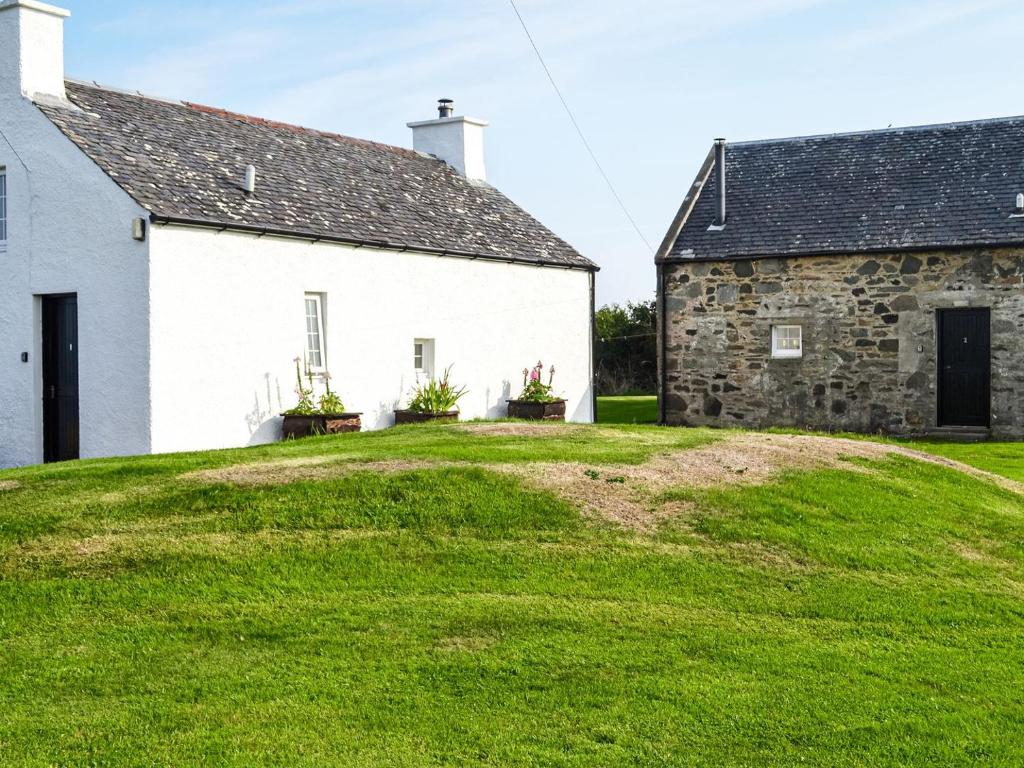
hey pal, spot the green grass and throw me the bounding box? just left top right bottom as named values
left=907, top=441, right=1024, bottom=483
left=1, top=424, right=1023, bottom=766
left=596, top=395, right=658, bottom=424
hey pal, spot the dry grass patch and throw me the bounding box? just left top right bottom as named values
left=183, top=458, right=443, bottom=486
left=0, top=480, right=20, bottom=492
left=2, top=528, right=390, bottom=576
left=495, top=434, right=897, bottom=531
left=456, top=422, right=589, bottom=438
left=497, top=433, right=1022, bottom=531
left=176, top=431, right=1021, bottom=533
left=433, top=634, right=499, bottom=653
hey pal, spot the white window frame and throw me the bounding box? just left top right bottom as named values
left=304, top=293, right=327, bottom=373
left=0, top=169, right=7, bottom=252
left=771, top=324, right=803, bottom=359
left=413, top=338, right=435, bottom=378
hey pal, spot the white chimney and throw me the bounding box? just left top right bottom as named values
left=0, top=0, right=70, bottom=102
left=407, top=99, right=489, bottom=182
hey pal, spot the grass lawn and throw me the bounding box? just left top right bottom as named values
left=596, top=395, right=658, bottom=424
left=904, top=440, right=1024, bottom=483
left=1, top=423, right=1022, bottom=766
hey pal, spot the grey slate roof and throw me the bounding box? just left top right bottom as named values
left=37, top=81, right=594, bottom=270
left=664, top=116, right=1024, bottom=262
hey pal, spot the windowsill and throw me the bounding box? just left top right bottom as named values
left=770, top=354, right=804, bottom=361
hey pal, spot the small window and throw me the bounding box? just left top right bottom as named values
left=304, top=293, right=326, bottom=371
left=772, top=325, right=803, bottom=359
left=414, top=338, right=435, bottom=377
left=0, top=170, right=7, bottom=247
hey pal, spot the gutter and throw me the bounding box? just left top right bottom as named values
left=148, top=214, right=600, bottom=273
left=656, top=261, right=667, bottom=426
left=589, top=270, right=597, bottom=424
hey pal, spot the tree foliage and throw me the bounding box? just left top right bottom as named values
left=594, top=300, right=657, bottom=395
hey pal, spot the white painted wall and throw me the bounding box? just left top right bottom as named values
left=148, top=226, right=594, bottom=454
left=0, top=94, right=152, bottom=468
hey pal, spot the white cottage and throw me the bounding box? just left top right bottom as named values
left=0, top=0, right=597, bottom=467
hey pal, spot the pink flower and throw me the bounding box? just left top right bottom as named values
left=530, top=369, right=540, bottom=381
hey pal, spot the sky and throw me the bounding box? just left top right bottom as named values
left=60, top=0, right=1024, bottom=306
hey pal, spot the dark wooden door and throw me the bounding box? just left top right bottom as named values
left=937, top=308, right=990, bottom=428
left=42, top=295, right=79, bottom=462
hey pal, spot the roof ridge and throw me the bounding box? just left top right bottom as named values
left=64, top=78, right=423, bottom=160
left=730, top=113, right=1024, bottom=148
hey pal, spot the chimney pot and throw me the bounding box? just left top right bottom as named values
left=438, top=98, right=454, bottom=119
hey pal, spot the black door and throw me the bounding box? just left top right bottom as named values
left=42, top=295, right=79, bottom=462
left=937, top=308, right=991, bottom=428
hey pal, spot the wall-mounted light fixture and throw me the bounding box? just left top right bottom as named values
left=132, top=217, right=147, bottom=241
left=21, top=352, right=29, bottom=363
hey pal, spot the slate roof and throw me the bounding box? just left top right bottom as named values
left=37, top=81, right=594, bottom=270
left=663, top=116, right=1024, bottom=263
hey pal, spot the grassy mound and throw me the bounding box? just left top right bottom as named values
left=1, top=424, right=1021, bottom=766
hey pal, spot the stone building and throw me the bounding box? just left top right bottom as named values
left=656, top=118, right=1024, bottom=439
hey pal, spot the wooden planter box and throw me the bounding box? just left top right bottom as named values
left=507, top=399, right=567, bottom=421
left=394, top=409, right=460, bottom=425
left=281, top=413, right=362, bottom=439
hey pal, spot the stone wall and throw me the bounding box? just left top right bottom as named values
left=661, top=248, right=1024, bottom=438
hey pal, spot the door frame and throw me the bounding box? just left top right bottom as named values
left=40, top=293, right=80, bottom=463
left=936, top=307, right=991, bottom=428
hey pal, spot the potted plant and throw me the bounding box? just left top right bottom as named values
left=394, top=365, right=467, bottom=424
left=281, top=358, right=362, bottom=439
left=507, top=361, right=566, bottom=421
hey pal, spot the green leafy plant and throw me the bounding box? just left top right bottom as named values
left=318, top=373, right=345, bottom=414
left=517, top=361, right=561, bottom=403
left=407, top=366, right=468, bottom=414
left=284, top=359, right=346, bottom=415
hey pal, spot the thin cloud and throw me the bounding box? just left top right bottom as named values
left=836, top=0, right=1013, bottom=50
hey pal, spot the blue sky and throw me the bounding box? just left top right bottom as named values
left=61, top=0, right=1024, bottom=305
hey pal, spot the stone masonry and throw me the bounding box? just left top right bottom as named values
left=662, top=248, right=1024, bottom=438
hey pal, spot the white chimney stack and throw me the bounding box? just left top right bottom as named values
left=0, top=0, right=70, bottom=102
left=407, top=99, right=489, bottom=182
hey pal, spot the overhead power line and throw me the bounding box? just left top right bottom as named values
left=508, top=0, right=654, bottom=254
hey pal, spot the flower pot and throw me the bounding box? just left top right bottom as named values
left=393, top=409, right=460, bottom=425
left=506, top=399, right=567, bottom=421
left=282, top=413, right=362, bottom=439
